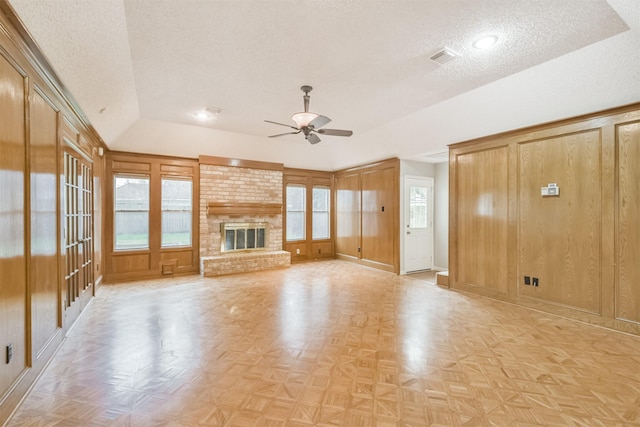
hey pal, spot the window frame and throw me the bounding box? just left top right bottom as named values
left=105, top=152, right=200, bottom=281
left=160, top=176, right=193, bottom=248
left=113, top=173, right=151, bottom=251
left=312, top=185, right=331, bottom=240
left=282, top=169, right=334, bottom=262
left=285, top=183, right=307, bottom=242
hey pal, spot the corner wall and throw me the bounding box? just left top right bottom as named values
left=434, top=162, right=448, bottom=270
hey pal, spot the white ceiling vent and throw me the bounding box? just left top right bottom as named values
left=430, top=47, right=459, bottom=65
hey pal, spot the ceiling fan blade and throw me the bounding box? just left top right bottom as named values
left=264, top=120, right=299, bottom=130
left=309, top=115, right=331, bottom=129
left=269, top=131, right=301, bottom=138
left=317, top=129, right=353, bottom=137
left=307, top=133, right=321, bottom=145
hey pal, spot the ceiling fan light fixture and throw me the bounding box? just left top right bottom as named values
left=266, top=86, right=352, bottom=145
left=291, top=112, right=319, bottom=128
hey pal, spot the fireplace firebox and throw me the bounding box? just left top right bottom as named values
left=221, top=222, right=267, bottom=253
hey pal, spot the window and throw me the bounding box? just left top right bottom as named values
left=312, top=186, right=330, bottom=240
left=161, top=178, right=192, bottom=247
left=409, top=185, right=427, bottom=228
left=286, top=185, right=306, bottom=241
left=114, top=175, right=149, bottom=250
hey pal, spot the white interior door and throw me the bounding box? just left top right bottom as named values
left=404, top=176, right=434, bottom=272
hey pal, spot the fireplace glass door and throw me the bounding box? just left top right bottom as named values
left=222, top=223, right=266, bottom=252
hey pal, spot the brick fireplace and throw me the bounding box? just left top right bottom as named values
left=199, top=156, right=291, bottom=276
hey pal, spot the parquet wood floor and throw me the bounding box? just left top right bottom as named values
left=7, top=260, right=640, bottom=426
left=405, top=271, right=437, bottom=284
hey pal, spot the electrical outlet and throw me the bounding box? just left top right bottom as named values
left=532, top=277, right=539, bottom=287
left=6, top=343, right=12, bottom=364
left=524, top=276, right=531, bottom=285
left=296, top=248, right=300, bottom=255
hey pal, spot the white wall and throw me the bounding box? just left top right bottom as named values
left=434, top=162, right=449, bottom=270
left=400, top=160, right=434, bottom=178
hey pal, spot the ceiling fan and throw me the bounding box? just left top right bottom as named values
left=265, top=85, right=353, bottom=145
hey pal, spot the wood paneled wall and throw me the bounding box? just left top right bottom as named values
left=519, top=131, right=601, bottom=312
left=617, top=122, right=640, bottom=324
left=0, top=8, right=105, bottom=424
left=283, top=168, right=334, bottom=262
left=105, top=152, right=200, bottom=281
left=334, top=158, right=400, bottom=273
left=29, top=87, right=60, bottom=358
left=0, top=42, right=27, bottom=409
left=449, top=104, right=640, bottom=335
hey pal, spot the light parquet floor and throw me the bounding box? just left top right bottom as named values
left=8, top=260, right=640, bottom=426
left=405, top=270, right=437, bottom=284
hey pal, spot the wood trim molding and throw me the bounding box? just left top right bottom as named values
left=283, top=167, right=333, bottom=178
left=334, top=157, right=399, bottom=175
left=199, top=155, right=284, bottom=171
left=207, top=202, right=282, bottom=216
left=448, top=102, right=640, bottom=150
left=110, top=150, right=198, bottom=163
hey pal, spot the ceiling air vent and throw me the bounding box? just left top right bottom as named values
left=430, top=47, right=459, bottom=65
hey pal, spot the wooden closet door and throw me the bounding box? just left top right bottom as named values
left=361, top=167, right=395, bottom=267
left=455, top=147, right=509, bottom=295
left=335, top=172, right=360, bottom=259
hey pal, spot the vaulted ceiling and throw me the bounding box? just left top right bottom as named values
left=6, top=0, right=640, bottom=170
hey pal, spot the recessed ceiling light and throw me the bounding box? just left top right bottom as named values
left=473, top=35, right=498, bottom=49
left=193, top=107, right=223, bottom=121
left=193, top=111, right=211, bottom=120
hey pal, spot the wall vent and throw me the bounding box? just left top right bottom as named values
left=430, top=47, right=459, bottom=65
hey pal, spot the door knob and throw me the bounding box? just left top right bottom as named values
left=407, top=231, right=411, bottom=234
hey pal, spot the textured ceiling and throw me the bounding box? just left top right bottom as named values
left=5, top=0, right=640, bottom=169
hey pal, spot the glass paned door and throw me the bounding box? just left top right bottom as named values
left=63, top=151, right=93, bottom=308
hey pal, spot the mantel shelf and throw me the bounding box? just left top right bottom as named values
left=207, top=202, right=282, bottom=216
